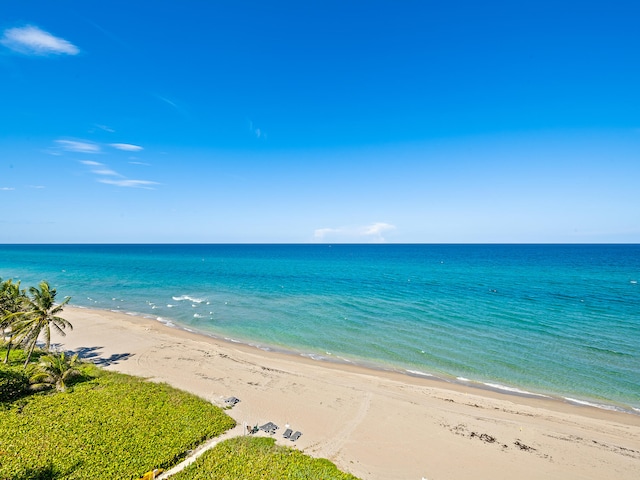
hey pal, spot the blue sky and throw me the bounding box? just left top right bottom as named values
left=1, top=1, right=638, bottom=243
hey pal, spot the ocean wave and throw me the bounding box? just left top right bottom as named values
left=484, top=382, right=551, bottom=398
left=172, top=295, right=205, bottom=303
left=407, top=369, right=435, bottom=378
left=301, top=353, right=328, bottom=361
left=193, top=313, right=206, bottom=318
left=563, top=397, right=620, bottom=412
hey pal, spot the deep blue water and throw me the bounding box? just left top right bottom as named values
left=1, top=244, right=638, bottom=413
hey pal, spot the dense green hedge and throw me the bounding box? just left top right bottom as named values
left=0, top=366, right=236, bottom=479
left=0, top=364, right=30, bottom=402
left=170, top=436, right=360, bottom=480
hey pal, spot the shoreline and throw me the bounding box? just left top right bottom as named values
left=78, top=304, right=639, bottom=417
left=52, top=305, right=640, bottom=479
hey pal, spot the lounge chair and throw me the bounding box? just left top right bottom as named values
left=259, top=422, right=273, bottom=432
left=283, top=428, right=293, bottom=439
left=259, top=422, right=278, bottom=434
left=224, top=396, right=240, bottom=406
left=290, top=431, right=302, bottom=441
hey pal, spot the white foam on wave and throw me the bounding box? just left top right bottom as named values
left=301, top=353, right=327, bottom=361
left=484, top=382, right=551, bottom=398
left=155, top=316, right=175, bottom=328
left=193, top=313, right=206, bottom=318
left=172, top=295, right=205, bottom=303
left=457, top=377, right=471, bottom=382
left=407, top=369, right=435, bottom=378
left=563, top=397, right=619, bottom=411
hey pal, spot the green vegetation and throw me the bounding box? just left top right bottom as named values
left=28, top=351, right=82, bottom=392
left=0, top=358, right=236, bottom=479
left=1, top=278, right=73, bottom=366
left=171, top=436, right=360, bottom=480
left=1, top=278, right=359, bottom=479
left=0, top=362, right=29, bottom=402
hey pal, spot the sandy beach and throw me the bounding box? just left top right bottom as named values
left=51, top=306, right=640, bottom=480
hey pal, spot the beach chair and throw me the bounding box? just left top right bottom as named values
left=224, top=396, right=240, bottom=406
left=283, top=428, right=293, bottom=439
left=290, top=431, right=302, bottom=441
left=259, top=422, right=273, bottom=432
left=260, top=422, right=279, bottom=434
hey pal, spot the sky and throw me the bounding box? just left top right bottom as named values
left=1, top=1, right=639, bottom=243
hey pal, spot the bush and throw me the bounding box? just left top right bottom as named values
left=170, top=436, right=360, bottom=480
left=0, top=364, right=30, bottom=402
left=0, top=368, right=236, bottom=479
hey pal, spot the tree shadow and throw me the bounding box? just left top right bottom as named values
left=94, top=352, right=134, bottom=366
left=51, top=344, right=135, bottom=367
left=11, top=461, right=77, bottom=480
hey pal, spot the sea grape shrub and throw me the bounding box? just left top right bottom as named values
left=0, top=364, right=29, bottom=402
left=0, top=368, right=236, bottom=479
left=170, top=436, right=360, bottom=480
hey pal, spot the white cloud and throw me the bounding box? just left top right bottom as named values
left=79, top=160, right=158, bottom=189
left=0, top=187, right=15, bottom=191
left=98, top=178, right=159, bottom=189
left=93, top=168, right=119, bottom=176
left=313, top=228, right=339, bottom=239
left=248, top=120, right=266, bottom=139
left=314, top=223, right=396, bottom=243
left=110, top=143, right=144, bottom=152
left=56, top=140, right=100, bottom=153
left=89, top=124, right=115, bottom=134
left=361, top=222, right=396, bottom=240
left=1, top=25, right=79, bottom=56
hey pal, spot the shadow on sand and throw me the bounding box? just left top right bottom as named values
left=51, top=344, right=134, bottom=367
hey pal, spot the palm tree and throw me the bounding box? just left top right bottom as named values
left=29, top=351, right=81, bottom=392
left=12, top=281, right=72, bottom=367
left=1, top=278, right=27, bottom=363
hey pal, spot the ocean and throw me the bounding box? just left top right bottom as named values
left=1, top=244, right=638, bottom=413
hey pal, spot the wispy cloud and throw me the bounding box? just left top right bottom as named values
left=93, top=124, right=115, bottom=133
left=314, top=222, right=396, bottom=243
left=248, top=120, right=267, bottom=139
left=0, top=187, right=15, bottom=191
left=56, top=139, right=101, bottom=154
left=79, top=160, right=158, bottom=189
left=154, top=94, right=190, bottom=119
left=1, top=25, right=79, bottom=56
left=110, top=143, right=144, bottom=152
left=361, top=222, right=396, bottom=241
left=98, top=178, right=158, bottom=189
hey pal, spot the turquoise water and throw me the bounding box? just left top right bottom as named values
left=1, top=244, right=638, bottom=413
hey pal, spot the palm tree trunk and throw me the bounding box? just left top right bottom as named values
left=23, top=338, right=38, bottom=368
left=3, top=339, right=12, bottom=363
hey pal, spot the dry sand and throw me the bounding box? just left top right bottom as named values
left=51, top=306, right=640, bottom=480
